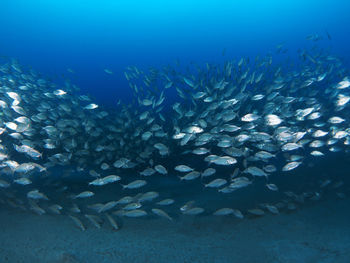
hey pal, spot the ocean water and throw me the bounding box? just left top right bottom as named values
left=0, top=1, right=350, bottom=262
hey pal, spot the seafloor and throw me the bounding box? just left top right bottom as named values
left=0, top=197, right=349, bottom=263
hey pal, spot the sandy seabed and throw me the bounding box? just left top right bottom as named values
left=0, top=198, right=349, bottom=263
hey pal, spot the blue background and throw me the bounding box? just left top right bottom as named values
left=0, top=0, right=349, bottom=106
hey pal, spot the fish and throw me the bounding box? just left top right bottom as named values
left=265, top=204, right=279, bottom=214
left=85, top=214, right=102, bottom=229
left=243, top=167, right=268, bottom=178
left=204, top=178, right=227, bottom=188
left=84, top=103, right=99, bottom=110
left=116, top=196, right=134, bottom=205
left=138, top=191, right=159, bottom=202
left=201, top=168, right=216, bottom=177
left=210, top=156, right=237, bottom=166
left=13, top=177, right=32, bottom=185
left=0, top=179, right=10, bottom=188
left=104, top=69, right=113, bottom=74
left=98, top=201, right=118, bottom=213
left=48, top=204, right=63, bottom=215
left=182, top=207, right=204, bottom=215
left=123, top=209, right=147, bottom=217
left=179, top=171, right=201, bottom=181
left=156, top=199, right=175, bottom=206
left=266, top=183, right=278, bottom=191
left=151, top=208, right=173, bottom=221
left=27, top=190, right=49, bottom=200
left=154, top=164, right=168, bottom=175
left=174, top=165, right=193, bottom=173
left=232, top=209, right=244, bottom=219
left=74, top=191, right=95, bottom=199
left=105, top=213, right=119, bottom=230
left=248, top=208, right=265, bottom=216
left=213, top=208, right=234, bottom=216
left=121, top=180, right=147, bottom=189
left=29, top=201, right=46, bottom=215
left=241, top=113, right=260, bottom=122
left=89, top=175, right=121, bottom=186
left=69, top=215, right=86, bottom=231
left=123, top=202, right=142, bottom=211
left=282, top=161, right=302, bottom=171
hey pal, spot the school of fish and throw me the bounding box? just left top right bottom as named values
left=0, top=42, right=349, bottom=231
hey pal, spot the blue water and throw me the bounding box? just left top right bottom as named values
left=1, top=0, right=349, bottom=106
left=1, top=2, right=350, bottom=262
